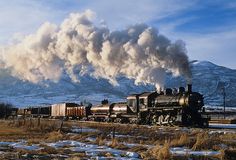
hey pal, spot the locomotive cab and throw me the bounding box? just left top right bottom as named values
left=139, top=92, right=158, bottom=111
left=127, top=92, right=158, bottom=113
left=127, top=94, right=140, bottom=113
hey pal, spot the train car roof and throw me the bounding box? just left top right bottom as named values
left=139, top=92, right=156, bottom=98
left=127, top=93, right=141, bottom=99
left=51, top=102, right=79, bottom=106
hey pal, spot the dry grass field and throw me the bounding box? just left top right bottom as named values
left=0, top=118, right=236, bottom=159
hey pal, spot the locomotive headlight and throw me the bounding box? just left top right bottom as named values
left=179, top=96, right=188, bottom=106
left=179, top=97, right=185, bottom=106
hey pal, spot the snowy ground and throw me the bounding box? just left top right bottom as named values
left=0, top=137, right=222, bottom=159
left=170, top=147, right=220, bottom=156
left=0, top=139, right=140, bottom=159
left=205, top=105, right=236, bottom=111
left=209, top=123, right=236, bottom=129
left=1, top=119, right=235, bottom=159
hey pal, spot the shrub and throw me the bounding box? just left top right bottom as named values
left=0, top=102, right=14, bottom=118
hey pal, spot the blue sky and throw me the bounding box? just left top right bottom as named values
left=0, top=0, right=236, bottom=69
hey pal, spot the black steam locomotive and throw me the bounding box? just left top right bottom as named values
left=15, top=84, right=209, bottom=127
left=90, top=84, right=209, bottom=127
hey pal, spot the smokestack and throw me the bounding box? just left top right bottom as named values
left=187, top=84, right=192, bottom=93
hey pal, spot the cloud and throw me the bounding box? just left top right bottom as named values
left=0, top=0, right=196, bottom=44
left=1, top=0, right=235, bottom=69
left=158, top=21, right=236, bottom=69
left=0, top=10, right=191, bottom=89
left=79, top=0, right=196, bottom=29
left=0, top=0, right=73, bottom=44
left=183, top=28, right=236, bottom=68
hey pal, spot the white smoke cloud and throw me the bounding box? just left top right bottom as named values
left=0, top=10, right=191, bottom=89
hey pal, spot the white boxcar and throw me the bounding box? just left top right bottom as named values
left=51, top=103, right=78, bottom=117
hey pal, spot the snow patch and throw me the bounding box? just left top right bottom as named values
left=170, top=147, right=220, bottom=156
left=0, top=140, right=42, bottom=151
left=209, top=123, right=236, bottom=129
left=47, top=140, right=140, bottom=159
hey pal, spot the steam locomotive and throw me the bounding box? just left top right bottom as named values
left=15, top=84, right=209, bottom=127
left=90, top=84, right=209, bottom=127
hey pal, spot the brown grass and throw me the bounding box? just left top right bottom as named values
left=171, top=133, right=190, bottom=147
left=38, top=144, right=58, bottom=154
left=130, top=145, right=148, bottom=153
left=146, top=141, right=171, bottom=160
left=223, top=149, right=236, bottom=160
left=6, top=118, right=61, bottom=133
left=46, top=130, right=63, bottom=142
left=220, top=133, right=236, bottom=148
left=66, top=152, right=88, bottom=160
left=109, top=138, right=119, bottom=148
left=192, top=132, right=221, bottom=151
left=157, top=142, right=171, bottom=160
left=0, top=120, right=29, bottom=141
left=212, top=149, right=225, bottom=160
left=96, top=136, right=105, bottom=146
left=192, top=132, right=207, bottom=150
left=27, top=138, right=42, bottom=145
left=2, top=119, right=236, bottom=160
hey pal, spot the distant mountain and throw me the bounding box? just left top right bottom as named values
left=191, top=61, right=236, bottom=107
left=0, top=60, right=235, bottom=107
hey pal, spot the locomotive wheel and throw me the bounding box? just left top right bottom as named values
left=104, top=117, right=111, bottom=122
left=150, top=114, right=158, bottom=125
left=114, top=118, right=122, bottom=123
left=157, top=115, right=164, bottom=125
left=168, top=115, right=177, bottom=125
left=128, top=118, right=138, bottom=124
left=145, top=114, right=151, bottom=125
left=164, top=115, right=170, bottom=124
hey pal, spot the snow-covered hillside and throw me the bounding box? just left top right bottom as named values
left=0, top=61, right=235, bottom=107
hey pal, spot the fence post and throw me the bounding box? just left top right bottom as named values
left=37, top=117, right=40, bottom=126
left=23, top=109, right=26, bottom=126
left=60, top=118, right=64, bottom=132
left=112, top=127, right=116, bottom=139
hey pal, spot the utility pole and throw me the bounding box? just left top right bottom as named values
left=222, top=87, right=226, bottom=119
left=38, top=107, right=41, bottom=126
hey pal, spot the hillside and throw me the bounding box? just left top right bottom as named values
left=0, top=61, right=235, bottom=107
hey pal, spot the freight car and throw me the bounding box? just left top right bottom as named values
left=31, top=106, right=51, bottom=117
left=51, top=103, right=90, bottom=119
left=17, top=106, right=51, bottom=118
left=66, top=105, right=91, bottom=119
left=16, top=103, right=90, bottom=119
left=17, top=108, right=32, bottom=117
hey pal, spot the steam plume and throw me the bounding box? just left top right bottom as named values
left=0, top=10, right=191, bottom=89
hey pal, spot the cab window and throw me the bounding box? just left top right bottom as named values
left=127, top=99, right=136, bottom=108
